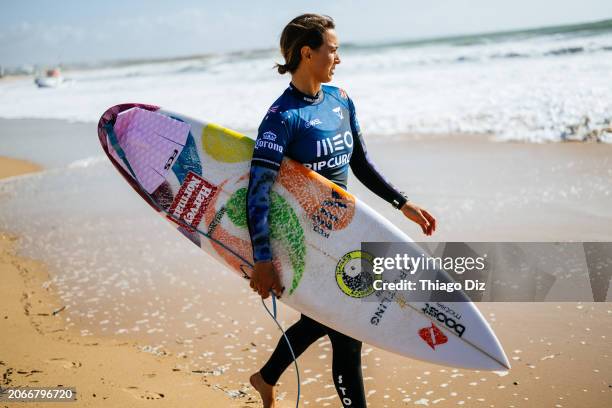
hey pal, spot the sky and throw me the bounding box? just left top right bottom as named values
left=1, top=0, right=612, bottom=68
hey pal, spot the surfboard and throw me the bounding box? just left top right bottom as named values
left=97, top=103, right=510, bottom=371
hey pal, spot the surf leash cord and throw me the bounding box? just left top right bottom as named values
left=261, top=292, right=301, bottom=408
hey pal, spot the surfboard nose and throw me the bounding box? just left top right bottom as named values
left=489, top=346, right=511, bottom=371
left=498, top=348, right=511, bottom=371
left=478, top=321, right=511, bottom=371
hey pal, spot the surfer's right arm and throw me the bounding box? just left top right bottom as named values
left=246, top=111, right=291, bottom=299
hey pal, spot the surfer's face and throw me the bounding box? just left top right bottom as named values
left=305, top=29, right=341, bottom=83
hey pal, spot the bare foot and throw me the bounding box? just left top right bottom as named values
left=250, top=371, right=276, bottom=408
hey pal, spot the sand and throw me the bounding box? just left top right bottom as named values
left=1, top=119, right=611, bottom=407
left=0, top=157, right=41, bottom=180
left=0, top=159, right=251, bottom=407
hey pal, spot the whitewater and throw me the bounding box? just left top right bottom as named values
left=1, top=20, right=611, bottom=143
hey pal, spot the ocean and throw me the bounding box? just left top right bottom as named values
left=1, top=19, right=611, bottom=142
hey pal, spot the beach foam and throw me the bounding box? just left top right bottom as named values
left=1, top=22, right=611, bottom=142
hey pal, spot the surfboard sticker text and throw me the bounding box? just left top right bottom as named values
left=169, top=171, right=218, bottom=231
left=422, top=303, right=466, bottom=338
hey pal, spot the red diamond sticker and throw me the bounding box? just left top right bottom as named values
left=419, top=323, right=448, bottom=350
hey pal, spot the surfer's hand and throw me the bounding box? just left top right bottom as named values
left=400, top=202, right=436, bottom=236
left=251, top=261, right=284, bottom=299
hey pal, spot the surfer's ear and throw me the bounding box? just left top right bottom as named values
left=301, top=45, right=312, bottom=60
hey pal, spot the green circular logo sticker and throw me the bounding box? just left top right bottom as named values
left=336, top=250, right=375, bottom=298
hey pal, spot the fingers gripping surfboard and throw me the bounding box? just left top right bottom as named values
left=98, top=104, right=510, bottom=371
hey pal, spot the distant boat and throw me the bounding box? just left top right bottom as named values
left=34, top=76, right=64, bottom=88
left=34, top=68, right=68, bottom=88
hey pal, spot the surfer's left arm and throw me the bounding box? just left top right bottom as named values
left=347, top=97, right=436, bottom=236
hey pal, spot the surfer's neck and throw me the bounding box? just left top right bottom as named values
left=290, top=71, right=321, bottom=98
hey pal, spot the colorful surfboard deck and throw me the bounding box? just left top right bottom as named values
left=97, top=103, right=510, bottom=371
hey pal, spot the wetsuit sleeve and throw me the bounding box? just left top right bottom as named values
left=246, top=112, right=291, bottom=263
left=348, top=98, right=408, bottom=209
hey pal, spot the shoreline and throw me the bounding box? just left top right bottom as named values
left=1, top=116, right=612, bottom=144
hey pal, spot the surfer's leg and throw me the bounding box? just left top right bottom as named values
left=258, top=314, right=327, bottom=385
left=328, top=329, right=366, bottom=408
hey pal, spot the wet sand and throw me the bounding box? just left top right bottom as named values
left=1, top=119, right=611, bottom=407
left=0, top=158, right=245, bottom=407
left=351, top=134, right=612, bottom=242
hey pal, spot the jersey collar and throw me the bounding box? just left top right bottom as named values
left=288, top=82, right=324, bottom=105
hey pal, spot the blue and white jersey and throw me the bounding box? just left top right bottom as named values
left=247, top=83, right=406, bottom=263
left=251, top=83, right=358, bottom=189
